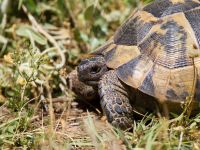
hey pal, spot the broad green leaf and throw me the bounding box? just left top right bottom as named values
left=16, top=25, right=47, bottom=45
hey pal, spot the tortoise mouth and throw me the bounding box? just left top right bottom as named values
left=84, top=80, right=99, bottom=86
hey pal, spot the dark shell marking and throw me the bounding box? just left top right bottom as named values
left=143, top=0, right=200, bottom=18
left=185, top=8, right=200, bottom=47
left=143, top=0, right=173, bottom=18
left=139, top=67, right=155, bottom=97
left=155, top=20, right=191, bottom=68
left=114, top=13, right=156, bottom=45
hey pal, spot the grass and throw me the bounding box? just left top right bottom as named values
left=1, top=100, right=200, bottom=149
left=0, top=0, right=200, bottom=149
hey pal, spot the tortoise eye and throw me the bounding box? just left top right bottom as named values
left=90, top=66, right=101, bottom=74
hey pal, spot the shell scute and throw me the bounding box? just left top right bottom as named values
left=114, top=11, right=158, bottom=46
left=138, top=13, right=198, bottom=69
left=105, top=45, right=140, bottom=68
left=139, top=65, right=194, bottom=101
left=117, top=55, right=153, bottom=89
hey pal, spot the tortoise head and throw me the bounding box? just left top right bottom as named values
left=77, top=55, right=108, bottom=86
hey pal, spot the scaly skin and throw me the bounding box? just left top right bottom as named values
left=99, top=70, right=134, bottom=129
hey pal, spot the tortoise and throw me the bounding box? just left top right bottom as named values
left=76, top=0, right=200, bottom=129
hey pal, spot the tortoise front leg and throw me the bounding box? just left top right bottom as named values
left=98, top=70, right=134, bottom=129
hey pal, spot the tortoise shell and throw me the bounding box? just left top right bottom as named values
left=93, top=0, right=200, bottom=102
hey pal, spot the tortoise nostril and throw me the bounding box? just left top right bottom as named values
left=90, top=66, right=101, bottom=74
